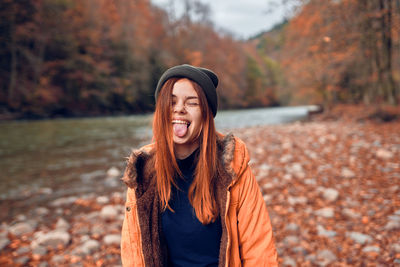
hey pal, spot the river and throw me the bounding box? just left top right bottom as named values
left=0, top=106, right=315, bottom=201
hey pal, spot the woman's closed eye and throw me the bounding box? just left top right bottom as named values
left=186, top=101, right=199, bottom=106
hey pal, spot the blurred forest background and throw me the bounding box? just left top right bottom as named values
left=0, top=0, right=399, bottom=119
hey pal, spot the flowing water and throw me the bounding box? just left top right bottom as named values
left=0, top=106, right=314, bottom=202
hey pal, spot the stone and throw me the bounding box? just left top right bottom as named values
left=316, top=249, right=337, bottom=266
left=73, top=239, right=100, bottom=255
left=15, top=256, right=30, bottom=265
left=341, top=168, right=355, bottom=178
left=51, top=196, right=78, bottom=207
left=322, top=188, right=339, bottom=202
left=282, top=257, right=296, bottom=266
left=376, top=149, right=393, bottom=160
left=107, top=167, right=121, bottom=177
left=342, top=208, right=361, bottom=219
left=283, top=235, right=300, bottom=246
left=362, top=246, right=380, bottom=253
left=16, top=245, right=30, bottom=255
left=263, top=195, right=272, bottom=203
left=9, top=222, right=34, bottom=236
left=317, top=225, right=337, bottom=238
left=346, top=231, right=372, bottom=244
left=52, top=255, right=65, bottom=264
left=103, top=234, right=121, bottom=245
left=34, top=230, right=71, bottom=248
left=288, top=196, right=307, bottom=205
left=104, top=176, right=120, bottom=187
left=34, top=207, right=50, bottom=216
left=391, top=243, right=400, bottom=253
left=32, top=245, right=47, bottom=257
left=38, top=187, right=53, bottom=195
left=292, top=246, right=308, bottom=255
left=55, top=218, right=70, bottom=231
left=262, top=183, right=274, bottom=190
left=96, top=196, right=110, bottom=204
left=304, top=178, right=316, bottom=185
left=100, top=205, right=118, bottom=220
left=0, top=236, right=10, bottom=250
left=315, top=207, right=335, bottom=218
left=384, top=220, right=400, bottom=231
left=285, top=223, right=300, bottom=232
left=91, top=224, right=106, bottom=236
left=280, top=154, right=293, bottom=163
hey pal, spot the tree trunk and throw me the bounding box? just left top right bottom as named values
left=8, top=3, right=17, bottom=103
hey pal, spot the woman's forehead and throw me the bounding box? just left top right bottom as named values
left=172, top=78, right=198, bottom=97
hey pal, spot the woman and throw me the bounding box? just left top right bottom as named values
left=121, top=64, right=277, bottom=266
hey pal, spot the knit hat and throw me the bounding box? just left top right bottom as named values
left=155, top=64, right=219, bottom=117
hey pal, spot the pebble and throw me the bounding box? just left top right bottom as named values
left=9, top=222, right=34, bottom=236
left=107, top=167, right=121, bottom=177
left=73, top=239, right=100, bottom=255
left=55, top=218, right=70, bottom=231
left=342, top=208, right=361, bottom=219
left=285, top=223, right=300, bottom=232
left=51, top=255, right=65, bottom=264
left=391, top=243, right=400, bottom=253
left=288, top=196, right=307, bottom=205
left=282, top=257, right=296, bottom=266
left=51, top=196, right=78, bottom=207
left=322, top=188, right=339, bottom=202
left=0, top=237, right=10, bottom=250
left=317, top=225, right=337, bottom=238
left=15, top=256, right=30, bottom=265
left=283, top=235, right=300, bottom=246
left=384, top=220, right=400, bottom=231
left=96, top=196, right=110, bottom=204
left=104, top=176, right=120, bottom=187
left=376, top=149, right=393, bottom=160
left=32, top=245, right=48, bottom=257
left=34, top=230, right=71, bottom=248
left=315, top=207, right=335, bottom=218
left=304, top=178, right=316, bottom=185
left=362, top=246, right=380, bottom=253
left=103, top=234, right=121, bottom=245
left=316, top=249, right=337, bottom=266
left=100, top=205, right=118, bottom=220
left=91, top=224, right=106, bottom=236
left=341, top=168, right=355, bottom=178
left=263, top=195, right=272, bottom=203
left=15, top=245, right=30, bottom=255
left=34, top=207, right=50, bottom=216
left=346, top=231, right=372, bottom=244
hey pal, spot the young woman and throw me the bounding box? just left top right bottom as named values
left=121, top=64, right=277, bottom=266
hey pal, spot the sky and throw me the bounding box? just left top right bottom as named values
left=151, top=0, right=290, bottom=39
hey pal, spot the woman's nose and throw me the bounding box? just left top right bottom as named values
left=173, top=101, right=186, bottom=113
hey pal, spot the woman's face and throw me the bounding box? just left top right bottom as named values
left=171, top=78, right=203, bottom=152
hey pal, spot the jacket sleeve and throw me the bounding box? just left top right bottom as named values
left=233, top=139, right=278, bottom=266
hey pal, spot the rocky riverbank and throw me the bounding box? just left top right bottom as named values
left=1, top=107, right=399, bottom=266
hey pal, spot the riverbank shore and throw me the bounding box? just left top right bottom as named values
left=1, top=106, right=399, bottom=266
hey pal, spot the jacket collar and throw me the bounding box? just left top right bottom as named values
left=122, top=132, right=237, bottom=190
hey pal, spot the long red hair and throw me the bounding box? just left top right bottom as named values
left=153, top=78, right=219, bottom=224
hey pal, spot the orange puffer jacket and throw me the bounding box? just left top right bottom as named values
left=121, top=133, right=278, bottom=266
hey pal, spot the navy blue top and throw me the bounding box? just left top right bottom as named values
left=161, top=150, right=222, bottom=267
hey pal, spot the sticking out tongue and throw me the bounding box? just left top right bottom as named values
left=173, top=123, right=188, bottom=137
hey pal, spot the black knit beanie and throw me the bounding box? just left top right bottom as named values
left=155, top=64, right=219, bottom=117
